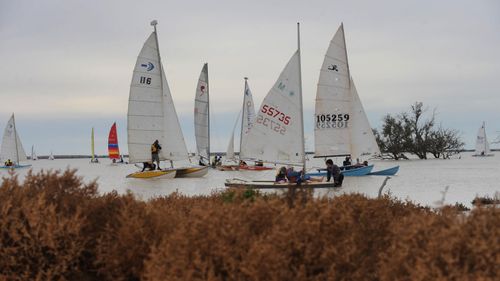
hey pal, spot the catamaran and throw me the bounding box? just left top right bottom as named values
left=90, top=127, right=99, bottom=163
left=472, top=122, right=494, bottom=157
left=126, top=20, right=208, bottom=179
left=0, top=114, right=31, bottom=169
left=194, top=63, right=211, bottom=166
left=307, top=23, right=398, bottom=177
left=108, top=122, right=126, bottom=164
left=225, top=23, right=336, bottom=189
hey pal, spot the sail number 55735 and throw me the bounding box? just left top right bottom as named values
left=260, top=105, right=290, bottom=125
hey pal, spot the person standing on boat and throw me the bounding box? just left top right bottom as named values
left=151, top=140, right=162, bottom=170
left=325, top=159, right=343, bottom=187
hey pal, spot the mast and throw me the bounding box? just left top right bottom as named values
left=206, top=63, right=210, bottom=165
left=297, top=22, right=306, bottom=172
left=239, top=77, right=248, bottom=158
left=12, top=114, right=19, bottom=164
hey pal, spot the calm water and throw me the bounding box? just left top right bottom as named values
left=1, top=152, right=498, bottom=208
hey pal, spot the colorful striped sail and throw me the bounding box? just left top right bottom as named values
left=108, top=123, right=120, bottom=159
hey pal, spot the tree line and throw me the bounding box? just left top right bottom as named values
left=374, top=102, right=464, bottom=160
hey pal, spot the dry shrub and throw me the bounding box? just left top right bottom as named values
left=0, top=170, right=498, bottom=280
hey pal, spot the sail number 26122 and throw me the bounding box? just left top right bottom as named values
left=316, top=114, right=350, bottom=129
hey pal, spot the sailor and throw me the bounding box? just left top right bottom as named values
left=325, top=159, right=344, bottom=187
left=151, top=140, right=162, bottom=170
left=4, top=159, right=13, bottom=167
left=342, top=156, right=352, bottom=169
left=275, top=166, right=287, bottom=183
left=141, top=162, right=156, bottom=172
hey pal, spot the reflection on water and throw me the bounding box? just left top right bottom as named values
left=1, top=152, right=498, bottom=208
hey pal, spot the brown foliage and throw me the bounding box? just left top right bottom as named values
left=0, top=170, right=498, bottom=280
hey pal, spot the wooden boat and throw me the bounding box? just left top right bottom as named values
left=225, top=178, right=337, bottom=189
left=126, top=20, right=206, bottom=179
left=368, top=165, right=400, bottom=176
left=126, top=169, right=176, bottom=179
left=0, top=114, right=31, bottom=169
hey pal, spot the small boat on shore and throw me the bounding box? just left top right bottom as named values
left=225, top=178, right=337, bottom=189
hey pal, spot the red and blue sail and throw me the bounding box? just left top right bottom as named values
left=108, top=123, right=120, bottom=159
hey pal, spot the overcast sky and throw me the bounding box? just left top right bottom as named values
left=1, top=0, right=499, bottom=155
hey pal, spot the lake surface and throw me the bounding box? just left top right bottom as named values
left=1, top=152, right=498, bottom=208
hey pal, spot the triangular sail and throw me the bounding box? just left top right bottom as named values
left=108, top=122, right=120, bottom=159
left=239, top=78, right=256, bottom=159
left=350, top=79, right=381, bottom=159
left=226, top=110, right=241, bottom=160
left=31, top=145, right=37, bottom=160
left=474, top=122, right=490, bottom=155
left=1, top=114, right=27, bottom=164
left=127, top=25, right=189, bottom=164
left=314, top=24, right=352, bottom=157
left=91, top=127, right=95, bottom=161
left=242, top=51, right=304, bottom=165
left=194, top=63, right=210, bottom=163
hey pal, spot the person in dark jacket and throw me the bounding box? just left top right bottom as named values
left=151, top=140, right=162, bottom=170
left=326, top=159, right=344, bottom=187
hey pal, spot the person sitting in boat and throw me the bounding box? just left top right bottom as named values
left=275, top=166, right=288, bottom=183
left=4, top=159, right=14, bottom=167
left=141, top=161, right=156, bottom=172
left=325, top=159, right=344, bottom=187
left=286, top=166, right=322, bottom=184
left=255, top=160, right=263, bottom=167
left=151, top=140, right=162, bottom=170
left=342, top=156, right=352, bottom=168
left=239, top=160, right=248, bottom=167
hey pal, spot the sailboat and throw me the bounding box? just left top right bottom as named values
left=0, top=114, right=31, bottom=169
left=48, top=151, right=55, bottom=160
left=308, top=23, right=398, bottom=177
left=126, top=20, right=208, bottom=179
left=31, top=145, right=38, bottom=160
left=194, top=63, right=210, bottom=166
left=90, top=127, right=99, bottom=163
left=225, top=23, right=336, bottom=189
left=472, top=122, right=494, bottom=157
left=219, top=110, right=241, bottom=171
left=221, top=78, right=274, bottom=171
left=108, top=122, right=126, bottom=164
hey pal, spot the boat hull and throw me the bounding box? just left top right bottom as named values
left=0, top=164, right=32, bottom=169
left=472, top=154, right=494, bottom=157
left=306, top=165, right=374, bottom=177
left=368, top=165, right=399, bottom=176
left=225, top=178, right=338, bottom=189
left=126, top=169, right=177, bottom=179
left=238, top=165, right=274, bottom=171
left=174, top=166, right=209, bottom=178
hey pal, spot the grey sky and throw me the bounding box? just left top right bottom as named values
left=1, top=0, right=499, bottom=155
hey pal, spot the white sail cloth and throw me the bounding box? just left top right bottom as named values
left=474, top=122, right=491, bottom=155
left=242, top=51, right=304, bottom=165
left=194, top=63, right=210, bottom=162
left=127, top=31, right=189, bottom=164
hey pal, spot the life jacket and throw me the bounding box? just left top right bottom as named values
left=151, top=144, right=158, bottom=153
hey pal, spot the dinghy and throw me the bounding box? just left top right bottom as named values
left=127, top=20, right=207, bottom=179
left=368, top=165, right=400, bottom=176
left=309, top=23, right=397, bottom=177
left=0, top=114, right=31, bottom=169
left=225, top=23, right=336, bottom=189
left=108, top=122, right=126, bottom=164
left=472, top=122, right=494, bottom=157
left=31, top=145, right=37, bottom=160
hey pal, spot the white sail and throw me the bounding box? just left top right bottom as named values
left=194, top=63, right=210, bottom=163
left=314, top=24, right=351, bottom=157
left=127, top=26, right=189, bottom=164
left=242, top=51, right=304, bottom=165
left=226, top=110, right=241, bottom=160
left=239, top=78, right=256, bottom=159
left=474, top=122, right=491, bottom=156
left=31, top=145, right=38, bottom=160
left=0, top=114, right=27, bottom=164
left=350, top=79, right=381, bottom=159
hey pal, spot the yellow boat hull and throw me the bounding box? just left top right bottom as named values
left=126, top=169, right=177, bottom=179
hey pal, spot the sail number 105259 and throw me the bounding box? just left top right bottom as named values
left=316, top=113, right=350, bottom=129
